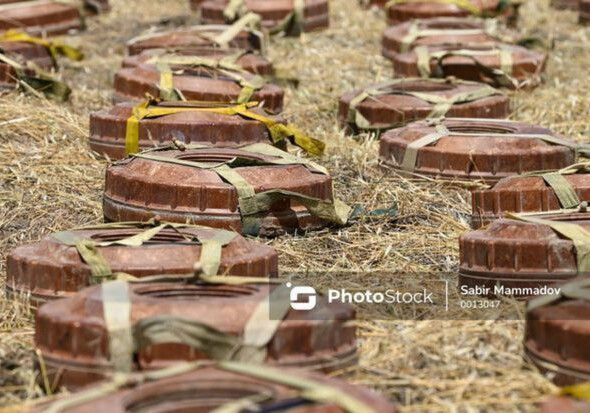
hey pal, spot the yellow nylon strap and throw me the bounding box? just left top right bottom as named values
left=386, top=0, right=482, bottom=15
left=102, top=281, right=134, bottom=373
left=560, top=382, right=590, bottom=402
left=0, top=30, right=83, bottom=62
left=542, top=173, right=581, bottom=209
left=507, top=213, right=590, bottom=273
left=219, top=362, right=377, bottom=413
left=124, top=99, right=325, bottom=156
left=156, top=62, right=178, bottom=101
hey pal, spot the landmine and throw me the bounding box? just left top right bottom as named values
left=526, top=277, right=590, bottom=384
left=461, top=212, right=590, bottom=298
left=338, top=78, right=509, bottom=135
left=392, top=43, right=547, bottom=89
left=103, top=144, right=350, bottom=236
left=379, top=118, right=583, bottom=183
left=6, top=221, right=278, bottom=307
left=31, top=362, right=396, bottom=412
left=34, top=279, right=358, bottom=391
left=199, top=0, right=330, bottom=35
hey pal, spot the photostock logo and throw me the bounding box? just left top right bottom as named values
left=287, top=282, right=317, bottom=311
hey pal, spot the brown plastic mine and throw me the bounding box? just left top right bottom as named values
left=121, top=48, right=274, bottom=76
left=6, top=226, right=278, bottom=307
left=0, top=1, right=83, bottom=36
left=338, top=78, right=510, bottom=134
left=471, top=173, right=590, bottom=229
left=34, top=282, right=358, bottom=391
left=89, top=101, right=286, bottom=160
left=379, top=118, right=575, bottom=183
left=460, top=213, right=590, bottom=299
left=127, top=25, right=265, bottom=56
left=541, top=397, right=590, bottom=412
left=581, top=0, right=590, bottom=24
left=199, top=0, right=330, bottom=34
left=103, top=147, right=334, bottom=236
left=386, top=0, right=518, bottom=24
left=33, top=364, right=396, bottom=413
left=551, top=0, right=580, bottom=10
left=392, top=43, right=547, bottom=89
left=113, top=64, right=284, bottom=112
left=382, top=17, right=519, bottom=59
left=526, top=279, right=590, bottom=385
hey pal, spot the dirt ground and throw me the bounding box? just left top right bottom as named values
left=1, top=0, right=589, bottom=411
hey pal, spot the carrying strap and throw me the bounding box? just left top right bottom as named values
left=102, top=280, right=291, bottom=372
left=522, top=162, right=590, bottom=209
left=399, top=19, right=500, bottom=53
left=385, top=0, right=521, bottom=16
left=527, top=277, right=590, bottom=312
left=560, top=382, right=590, bottom=403
left=398, top=125, right=590, bottom=173
left=347, top=78, right=502, bottom=130
left=51, top=221, right=237, bottom=282
left=0, top=52, right=71, bottom=100
left=131, top=143, right=350, bottom=233
left=508, top=213, right=590, bottom=277
left=124, top=98, right=324, bottom=156
left=127, top=16, right=266, bottom=55
left=414, top=45, right=517, bottom=88
left=214, top=12, right=265, bottom=51
left=0, top=30, right=83, bottom=62
left=149, top=54, right=266, bottom=104
left=43, top=360, right=376, bottom=413
left=224, top=0, right=306, bottom=36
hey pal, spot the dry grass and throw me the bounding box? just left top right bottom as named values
left=1, top=0, right=589, bottom=410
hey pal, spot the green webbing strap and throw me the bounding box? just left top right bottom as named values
left=414, top=45, right=517, bottom=88
left=219, top=362, right=377, bottom=413
left=347, top=78, right=502, bottom=130
left=223, top=0, right=248, bottom=21
left=102, top=281, right=134, bottom=373
left=385, top=0, right=482, bottom=14
left=398, top=126, right=590, bottom=173
left=542, top=173, right=581, bottom=209
left=132, top=144, right=350, bottom=231
left=0, top=52, right=71, bottom=101
left=150, top=54, right=266, bottom=104
left=106, top=281, right=291, bottom=370
left=508, top=213, right=590, bottom=275
left=400, top=19, right=491, bottom=53
left=51, top=222, right=237, bottom=282
left=213, top=13, right=263, bottom=49
left=43, top=360, right=376, bottom=413
left=223, top=0, right=305, bottom=35
left=527, top=277, right=590, bottom=312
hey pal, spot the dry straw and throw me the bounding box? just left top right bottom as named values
left=1, top=0, right=588, bottom=410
